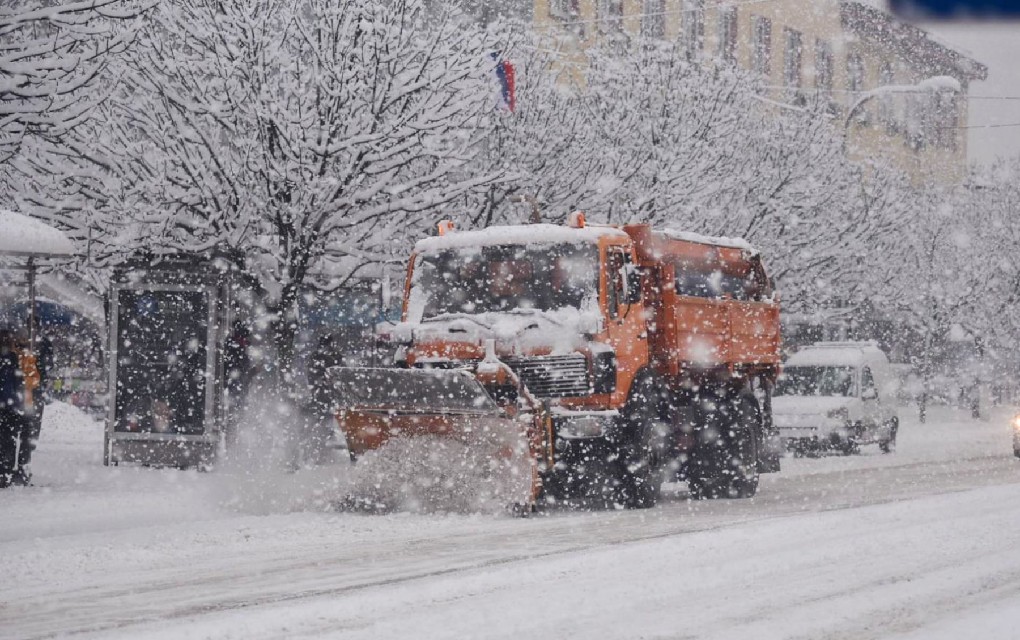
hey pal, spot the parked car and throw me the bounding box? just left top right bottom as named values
left=773, top=342, right=899, bottom=455
left=1012, top=414, right=1020, bottom=458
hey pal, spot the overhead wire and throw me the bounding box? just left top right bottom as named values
left=532, top=0, right=795, bottom=32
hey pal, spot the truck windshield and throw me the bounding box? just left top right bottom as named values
left=412, top=243, right=598, bottom=319
left=774, top=366, right=857, bottom=397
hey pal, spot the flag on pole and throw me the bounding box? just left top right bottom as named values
left=492, top=54, right=516, bottom=113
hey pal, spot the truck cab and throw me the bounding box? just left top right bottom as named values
left=396, top=219, right=646, bottom=422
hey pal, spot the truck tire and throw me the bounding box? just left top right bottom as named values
left=616, top=376, right=670, bottom=509
left=687, top=394, right=760, bottom=500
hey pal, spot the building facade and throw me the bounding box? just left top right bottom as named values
left=534, top=0, right=987, bottom=184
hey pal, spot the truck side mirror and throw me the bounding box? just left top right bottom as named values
left=623, top=265, right=642, bottom=305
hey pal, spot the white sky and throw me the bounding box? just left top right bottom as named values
left=910, top=20, right=1020, bottom=165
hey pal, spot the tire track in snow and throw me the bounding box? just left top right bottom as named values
left=4, top=454, right=1020, bottom=640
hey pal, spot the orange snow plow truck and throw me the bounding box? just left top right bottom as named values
left=330, top=214, right=782, bottom=510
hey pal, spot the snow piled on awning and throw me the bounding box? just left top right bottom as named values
left=0, top=211, right=74, bottom=258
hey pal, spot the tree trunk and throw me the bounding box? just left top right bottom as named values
left=918, top=328, right=935, bottom=425
left=271, top=281, right=301, bottom=398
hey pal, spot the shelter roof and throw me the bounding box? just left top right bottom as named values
left=0, top=211, right=74, bottom=258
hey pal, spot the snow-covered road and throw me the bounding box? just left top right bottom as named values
left=2, top=402, right=1019, bottom=639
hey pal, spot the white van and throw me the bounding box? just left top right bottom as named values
left=773, top=342, right=899, bottom=455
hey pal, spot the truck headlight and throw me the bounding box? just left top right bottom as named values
left=1011, top=414, right=1020, bottom=432
left=555, top=414, right=616, bottom=439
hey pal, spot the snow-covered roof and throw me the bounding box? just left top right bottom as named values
left=786, top=342, right=887, bottom=368
left=786, top=347, right=867, bottom=368
left=414, top=223, right=628, bottom=254
left=840, top=2, right=987, bottom=81
left=0, top=211, right=74, bottom=258
left=660, top=229, right=758, bottom=255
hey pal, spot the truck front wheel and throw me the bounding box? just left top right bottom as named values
left=616, top=377, right=671, bottom=509
left=687, top=394, right=760, bottom=500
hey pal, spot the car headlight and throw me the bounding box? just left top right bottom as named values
left=1011, top=414, right=1020, bottom=432
left=826, top=408, right=849, bottom=422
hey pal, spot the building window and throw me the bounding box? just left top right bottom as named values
left=905, top=93, right=926, bottom=150
left=932, top=90, right=959, bottom=151
left=549, top=0, right=579, bottom=19
left=682, top=0, right=704, bottom=61
left=815, top=39, right=833, bottom=104
left=878, top=62, right=898, bottom=134
left=642, top=0, right=666, bottom=39
left=717, top=7, right=737, bottom=65
left=550, top=0, right=584, bottom=38
left=846, top=52, right=866, bottom=121
left=783, top=28, right=803, bottom=102
left=751, top=16, right=771, bottom=79
left=598, top=0, right=625, bottom=35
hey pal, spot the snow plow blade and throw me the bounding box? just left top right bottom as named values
left=327, top=367, right=538, bottom=511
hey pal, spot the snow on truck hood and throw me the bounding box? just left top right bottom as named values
left=413, top=224, right=628, bottom=254
left=772, top=395, right=853, bottom=415
left=397, top=307, right=599, bottom=355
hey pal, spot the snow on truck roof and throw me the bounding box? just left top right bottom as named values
left=660, top=229, right=758, bottom=255
left=414, top=223, right=628, bottom=254
left=0, top=211, right=74, bottom=258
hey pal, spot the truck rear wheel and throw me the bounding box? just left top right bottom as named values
left=687, top=394, right=760, bottom=500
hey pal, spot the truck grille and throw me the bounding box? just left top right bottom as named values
left=504, top=354, right=590, bottom=398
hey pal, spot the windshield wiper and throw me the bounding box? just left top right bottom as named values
left=422, top=313, right=493, bottom=330
left=501, top=308, right=567, bottom=327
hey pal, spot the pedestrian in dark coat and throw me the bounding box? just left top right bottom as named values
left=0, top=329, right=25, bottom=488
left=14, top=318, right=53, bottom=485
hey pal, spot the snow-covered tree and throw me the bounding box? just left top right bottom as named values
left=16, top=0, right=502, bottom=375
left=0, top=0, right=147, bottom=166
left=878, top=184, right=995, bottom=421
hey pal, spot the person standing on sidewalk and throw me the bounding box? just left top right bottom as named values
left=0, top=328, right=25, bottom=488
left=14, top=317, right=52, bottom=485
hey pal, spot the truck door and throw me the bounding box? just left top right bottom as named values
left=604, top=246, right=649, bottom=406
